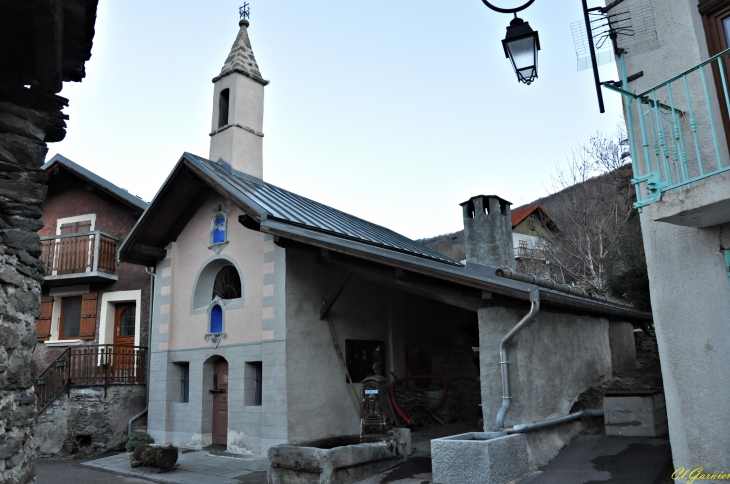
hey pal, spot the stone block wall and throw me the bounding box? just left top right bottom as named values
left=35, top=386, right=146, bottom=457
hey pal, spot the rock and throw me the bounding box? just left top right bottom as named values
left=5, top=217, right=44, bottom=232
left=0, top=435, right=23, bottom=460
left=8, top=290, right=40, bottom=318
left=0, top=133, right=48, bottom=169
left=1, top=230, right=42, bottom=256
left=0, top=113, right=45, bottom=141
left=0, top=180, right=47, bottom=205
left=0, top=102, right=50, bottom=129
left=1, top=204, right=42, bottom=219
left=0, top=267, right=24, bottom=287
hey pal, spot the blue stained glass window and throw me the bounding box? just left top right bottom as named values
left=212, top=215, right=226, bottom=244
left=210, top=304, right=223, bottom=333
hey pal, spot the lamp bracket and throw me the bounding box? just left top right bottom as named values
left=481, top=0, right=535, bottom=14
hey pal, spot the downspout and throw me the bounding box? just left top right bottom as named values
left=506, top=409, right=604, bottom=434
left=128, top=267, right=155, bottom=437
left=496, top=288, right=540, bottom=430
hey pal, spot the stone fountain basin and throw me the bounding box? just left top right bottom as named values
left=268, top=429, right=410, bottom=484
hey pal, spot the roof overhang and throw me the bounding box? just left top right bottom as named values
left=44, top=154, right=149, bottom=211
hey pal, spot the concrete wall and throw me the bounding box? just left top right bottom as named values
left=609, top=322, right=637, bottom=371
left=284, top=249, right=398, bottom=442
left=639, top=214, right=730, bottom=474
left=612, top=0, right=730, bottom=476
left=478, top=306, right=613, bottom=467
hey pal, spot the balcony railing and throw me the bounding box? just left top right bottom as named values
left=35, top=345, right=147, bottom=413
left=604, top=49, right=730, bottom=210
left=40, top=231, right=118, bottom=284
left=516, top=246, right=547, bottom=260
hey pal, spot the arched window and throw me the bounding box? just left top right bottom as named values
left=213, top=265, right=241, bottom=300
left=210, top=304, right=223, bottom=333
left=211, top=212, right=227, bottom=245
left=218, top=88, right=230, bottom=128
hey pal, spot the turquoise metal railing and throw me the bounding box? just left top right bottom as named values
left=603, top=49, right=730, bottom=209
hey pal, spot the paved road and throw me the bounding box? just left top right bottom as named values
left=38, top=456, right=155, bottom=484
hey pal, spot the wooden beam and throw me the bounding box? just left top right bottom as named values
left=319, top=273, right=351, bottom=320
left=127, top=244, right=167, bottom=261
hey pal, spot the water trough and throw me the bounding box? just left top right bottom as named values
left=268, top=428, right=410, bottom=484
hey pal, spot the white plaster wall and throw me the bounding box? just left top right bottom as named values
left=639, top=213, right=730, bottom=475
left=610, top=0, right=730, bottom=476
left=209, top=73, right=265, bottom=177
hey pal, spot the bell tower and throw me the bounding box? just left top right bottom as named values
left=209, top=16, right=269, bottom=178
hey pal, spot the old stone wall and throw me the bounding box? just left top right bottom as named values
left=35, top=386, right=146, bottom=457
left=0, top=101, right=52, bottom=484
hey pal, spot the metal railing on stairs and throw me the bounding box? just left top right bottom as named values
left=603, top=49, right=730, bottom=209
left=35, top=345, right=147, bottom=414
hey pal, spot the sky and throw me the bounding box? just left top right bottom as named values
left=52, top=0, right=624, bottom=240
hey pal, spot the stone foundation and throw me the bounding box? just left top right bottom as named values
left=35, top=386, right=146, bottom=457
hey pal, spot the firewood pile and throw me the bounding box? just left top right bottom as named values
left=392, top=386, right=441, bottom=427
left=130, top=444, right=179, bottom=471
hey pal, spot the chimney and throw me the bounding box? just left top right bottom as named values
left=460, top=195, right=513, bottom=267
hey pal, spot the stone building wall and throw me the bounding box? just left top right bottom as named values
left=0, top=105, right=52, bottom=484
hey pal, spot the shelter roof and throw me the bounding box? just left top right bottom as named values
left=43, top=154, right=149, bottom=211
left=118, top=153, right=652, bottom=322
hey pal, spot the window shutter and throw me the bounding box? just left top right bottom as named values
left=79, top=292, right=98, bottom=340
left=36, top=296, right=54, bottom=341
left=76, top=220, right=92, bottom=233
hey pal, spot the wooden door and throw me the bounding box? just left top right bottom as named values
left=700, top=0, right=730, bottom=151
left=113, top=304, right=136, bottom=381
left=212, top=359, right=229, bottom=445
left=58, top=220, right=92, bottom=274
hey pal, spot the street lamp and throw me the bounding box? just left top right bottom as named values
left=502, top=16, right=540, bottom=85
left=481, top=0, right=540, bottom=85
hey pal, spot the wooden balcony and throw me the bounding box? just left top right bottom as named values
left=35, top=345, right=147, bottom=413
left=40, top=231, right=119, bottom=286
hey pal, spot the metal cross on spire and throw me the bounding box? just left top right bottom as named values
left=239, top=3, right=250, bottom=20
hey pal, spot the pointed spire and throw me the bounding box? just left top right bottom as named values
left=213, top=19, right=269, bottom=86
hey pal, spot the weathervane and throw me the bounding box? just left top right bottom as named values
left=239, top=3, right=250, bottom=20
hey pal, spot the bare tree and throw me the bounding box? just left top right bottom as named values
left=542, top=132, right=634, bottom=293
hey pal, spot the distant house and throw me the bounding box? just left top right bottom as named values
left=510, top=204, right=557, bottom=277
left=33, top=154, right=151, bottom=456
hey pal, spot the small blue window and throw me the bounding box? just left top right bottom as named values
left=212, top=214, right=226, bottom=244
left=210, top=304, right=223, bottom=333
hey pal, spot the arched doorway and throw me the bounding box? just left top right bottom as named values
left=210, top=357, right=229, bottom=445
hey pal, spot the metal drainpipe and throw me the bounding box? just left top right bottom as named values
left=506, top=409, right=604, bottom=434
left=128, top=267, right=156, bottom=437
left=496, top=288, right=540, bottom=430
